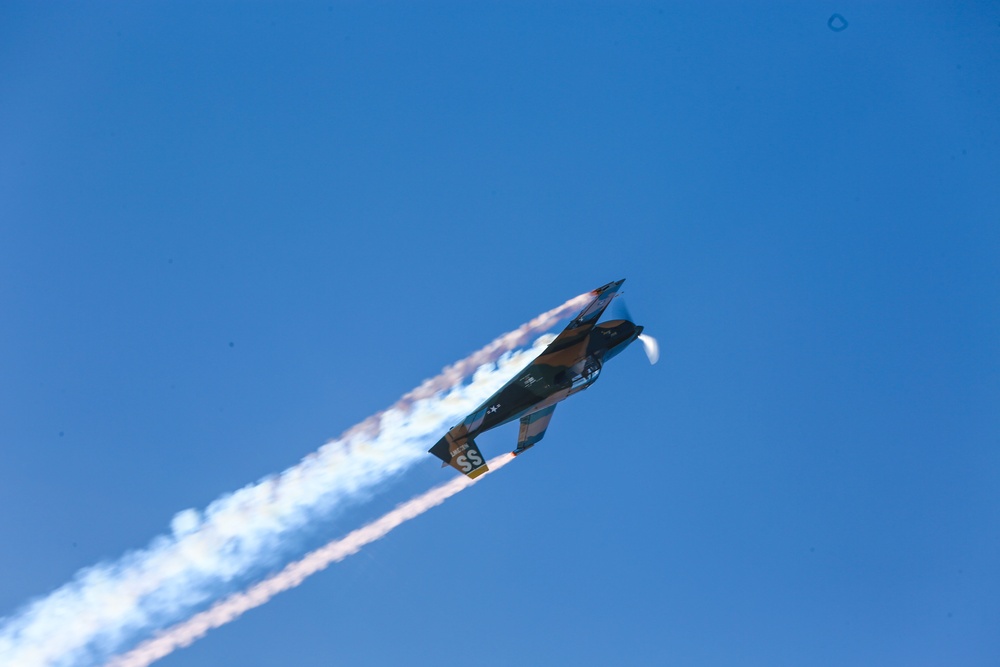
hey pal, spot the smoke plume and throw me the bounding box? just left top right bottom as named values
left=0, top=293, right=589, bottom=667
left=106, top=453, right=515, bottom=667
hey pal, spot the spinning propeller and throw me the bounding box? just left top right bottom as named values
left=614, top=293, right=660, bottom=365
left=638, top=333, right=659, bottom=365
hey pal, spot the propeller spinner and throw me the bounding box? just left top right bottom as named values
left=615, top=293, right=659, bottom=365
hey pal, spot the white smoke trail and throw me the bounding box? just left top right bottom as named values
left=0, top=293, right=590, bottom=667
left=106, top=452, right=515, bottom=667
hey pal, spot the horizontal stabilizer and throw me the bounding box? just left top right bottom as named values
left=514, top=405, right=556, bottom=455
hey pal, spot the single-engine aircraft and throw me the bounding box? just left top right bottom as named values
left=429, top=279, right=658, bottom=478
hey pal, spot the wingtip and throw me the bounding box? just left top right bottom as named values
left=593, top=278, right=626, bottom=294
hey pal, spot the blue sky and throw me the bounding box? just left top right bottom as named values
left=2, top=3, right=998, bottom=666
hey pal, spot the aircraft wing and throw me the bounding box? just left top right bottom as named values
left=543, top=280, right=624, bottom=353
left=513, top=405, right=556, bottom=455
left=569, top=279, right=625, bottom=330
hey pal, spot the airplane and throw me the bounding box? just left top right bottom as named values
left=429, top=279, right=658, bottom=478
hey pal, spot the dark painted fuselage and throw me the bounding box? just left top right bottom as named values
left=463, top=318, right=642, bottom=438
left=430, top=325, right=641, bottom=472
left=429, top=279, right=646, bottom=477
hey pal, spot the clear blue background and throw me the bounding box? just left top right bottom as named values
left=2, top=3, right=998, bottom=665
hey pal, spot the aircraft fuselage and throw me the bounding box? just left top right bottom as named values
left=429, top=279, right=645, bottom=478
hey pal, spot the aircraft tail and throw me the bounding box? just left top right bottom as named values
left=429, top=432, right=488, bottom=479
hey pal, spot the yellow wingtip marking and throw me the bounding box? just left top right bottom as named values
left=466, top=465, right=489, bottom=479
